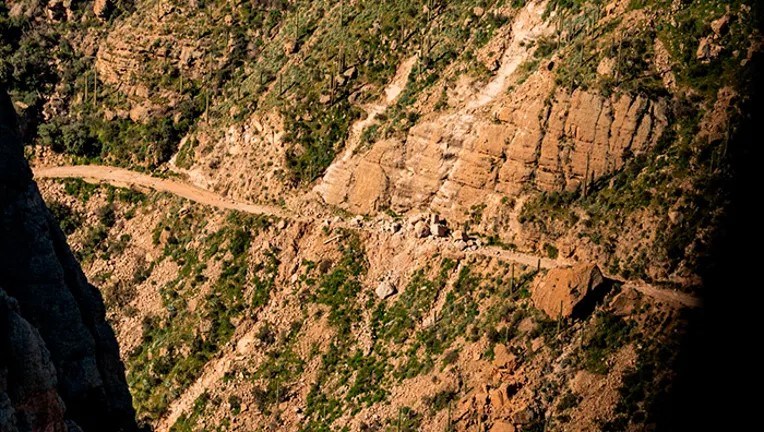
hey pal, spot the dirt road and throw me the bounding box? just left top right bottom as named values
left=36, top=164, right=700, bottom=308
left=35, top=165, right=292, bottom=219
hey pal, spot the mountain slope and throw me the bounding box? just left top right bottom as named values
left=2, top=0, right=761, bottom=431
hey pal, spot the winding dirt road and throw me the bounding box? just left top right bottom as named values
left=34, top=164, right=700, bottom=310
left=35, top=165, right=293, bottom=219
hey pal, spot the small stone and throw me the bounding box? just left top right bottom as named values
left=511, top=405, right=535, bottom=425
left=531, top=337, right=544, bottom=353
left=454, top=240, right=468, bottom=251
left=711, top=14, right=730, bottom=36
left=696, top=36, right=722, bottom=62
left=319, top=94, right=331, bottom=104
left=284, top=40, right=298, bottom=55
left=473, top=6, right=485, bottom=17
left=452, top=229, right=468, bottom=241
left=375, top=280, right=397, bottom=300
left=93, top=0, right=110, bottom=19
left=414, top=221, right=430, bottom=238
left=343, top=66, right=358, bottom=79
left=493, top=345, right=517, bottom=371
left=430, top=223, right=448, bottom=237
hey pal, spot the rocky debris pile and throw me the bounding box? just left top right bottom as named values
left=697, top=13, right=730, bottom=62
left=385, top=213, right=481, bottom=250
left=453, top=343, right=527, bottom=432
left=531, top=263, right=607, bottom=319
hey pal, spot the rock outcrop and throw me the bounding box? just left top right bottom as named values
left=0, top=88, right=138, bottom=432
left=318, top=72, right=668, bottom=224
left=531, top=263, right=606, bottom=319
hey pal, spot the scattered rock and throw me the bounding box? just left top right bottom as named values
left=319, top=94, right=331, bottom=104
left=596, top=57, right=615, bottom=77
left=158, top=226, right=172, bottom=245
left=452, top=229, right=468, bottom=241
left=129, top=103, right=151, bottom=122
left=531, top=337, right=544, bottom=353
left=531, top=263, right=607, bottom=319
left=493, top=345, right=517, bottom=371
left=711, top=14, right=730, bottom=36
left=413, top=221, right=430, bottom=238
left=610, top=287, right=641, bottom=317
left=430, top=223, right=448, bottom=237
left=334, top=74, right=348, bottom=87
left=473, top=6, right=485, bottom=17
left=489, top=386, right=510, bottom=411
left=696, top=36, right=722, bottom=62
left=389, top=221, right=402, bottom=233
left=375, top=280, right=397, bottom=300
left=511, top=404, right=535, bottom=425
left=343, top=66, right=358, bottom=79
left=454, top=239, right=468, bottom=251
left=284, top=40, right=298, bottom=55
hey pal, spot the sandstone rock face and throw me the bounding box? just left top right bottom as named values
left=318, top=71, right=667, bottom=224
left=531, top=263, right=605, bottom=319
left=0, top=90, right=137, bottom=431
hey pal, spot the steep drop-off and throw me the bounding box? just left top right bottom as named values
left=0, top=89, right=137, bottom=431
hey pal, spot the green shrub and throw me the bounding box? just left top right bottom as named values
left=425, top=389, right=458, bottom=413
left=544, top=243, right=559, bottom=259
left=48, top=201, right=81, bottom=235
left=581, top=313, right=634, bottom=374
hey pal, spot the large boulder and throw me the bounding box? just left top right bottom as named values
left=531, top=263, right=606, bottom=319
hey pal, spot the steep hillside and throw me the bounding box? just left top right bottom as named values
left=2, top=0, right=761, bottom=431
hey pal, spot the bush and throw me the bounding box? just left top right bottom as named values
left=425, top=389, right=458, bottom=413
left=48, top=201, right=80, bottom=235
left=544, top=243, right=559, bottom=259
left=581, top=313, right=634, bottom=374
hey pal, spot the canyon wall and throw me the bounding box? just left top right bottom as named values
left=0, top=89, right=137, bottom=432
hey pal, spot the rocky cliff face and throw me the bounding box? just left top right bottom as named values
left=318, top=73, right=668, bottom=220
left=0, top=89, right=137, bottom=431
